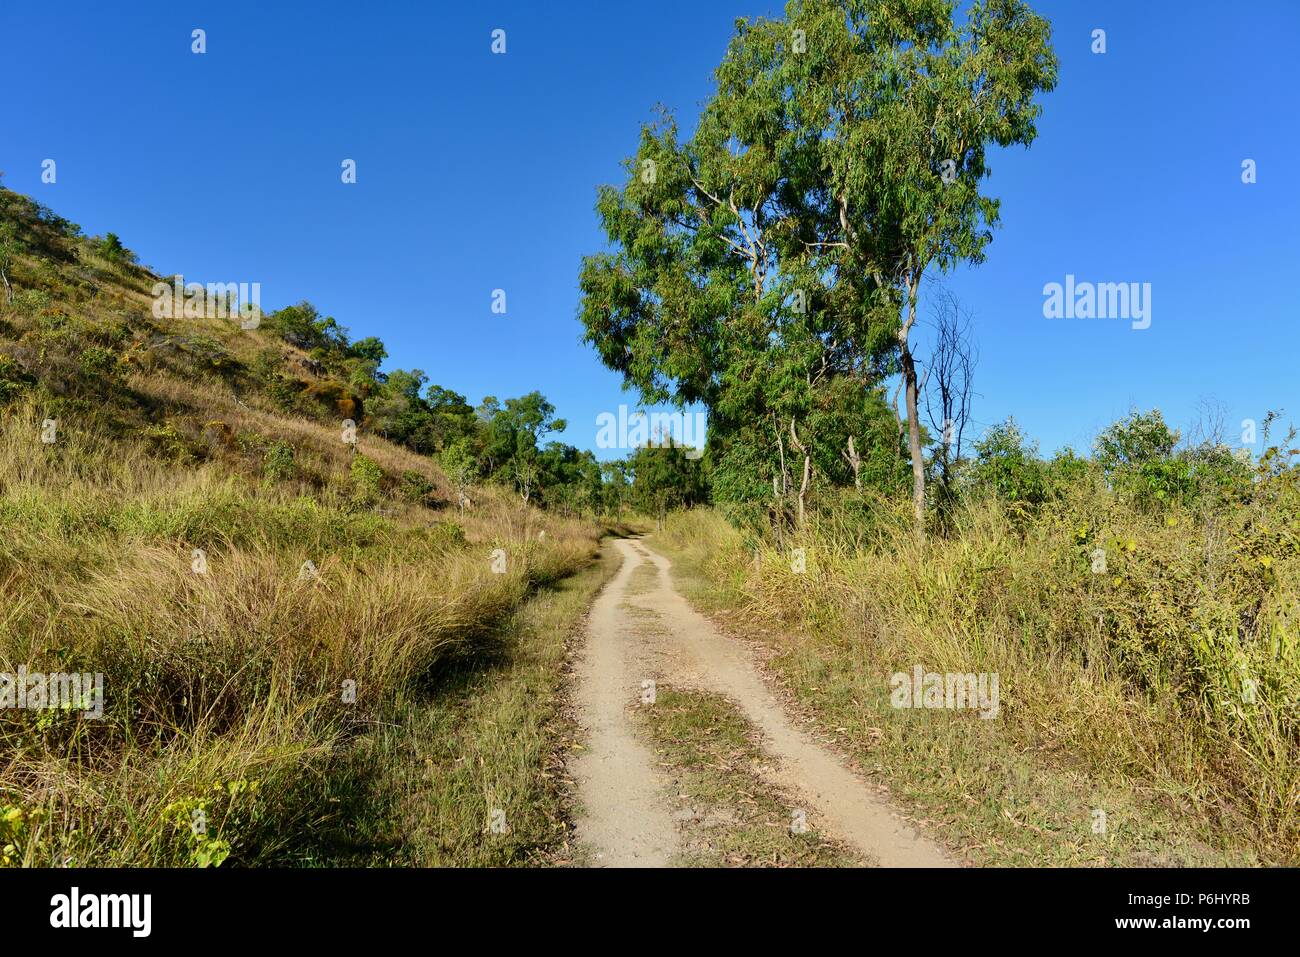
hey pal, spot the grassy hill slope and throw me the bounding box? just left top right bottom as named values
left=0, top=187, right=606, bottom=866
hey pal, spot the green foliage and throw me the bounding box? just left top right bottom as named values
left=13, top=289, right=50, bottom=316
left=1, top=803, right=45, bottom=867
left=1093, top=409, right=1192, bottom=508
left=249, top=348, right=283, bottom=382
left=1095, top=409, right=1253, bottom=510
left=348, top=336, right=387, bottom=364
left=266, top=375, right=301, bottom=411
left=578, top=0, right=1057, bottom=513
left=163, top=780, right=262, bottom=868
left=1095, top=409, right=1179, bottom=473
left=368, top=372, right=477, bottom=455
left=968, top=418, right=1048, bottom=510
left=399, top=469, right=435, bottom=504
left=262, top=441, right=296, bottom=482
left=78, top=345, right=118, bottom=381
left=538, top=442, right=604, bottom=514
left=140, top=422, right=197, bottom=464
left=440, top=437, right=477, bottom=503
left=412, top=520, right=467, bottom=552
left=0, top=354, right=31, bottom=402
left=1046, top=447, right=1091, bottom=489
left=350, top=454, right=384, bottom=505
left=96, top=232, right=136, bottom=264
left=265, top=301, right=349, bottom=353
left=629, top=439, right=709, bottom=521
left=599, top=459, right=632, bottom=517
left=0, top=220, right=25, bottom=302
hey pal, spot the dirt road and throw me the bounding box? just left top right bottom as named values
left=569, top=537, right=953, bottom=868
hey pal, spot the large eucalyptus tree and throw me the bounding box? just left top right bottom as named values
left=580, top=0, right=1056, bottom=530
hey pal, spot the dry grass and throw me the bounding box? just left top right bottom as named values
left=656, top=489, right=1300, bottom=866
left=0, top=392, right=601, bottom=865
left=638, top=686, right=864, bottom=867
left=0, top=193, right=607, bottom=865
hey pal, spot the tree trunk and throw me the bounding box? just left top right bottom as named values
left=798, top=453, right=810, bottom=527
left=843, top=435, right=862, bottom=492
left=901, top=281, right=925, bottom=532
left=788, top=417, right=811, bottom=529
left=1, top=267, right=11, bottom=305
left=775, top=429, right=789, bottom=495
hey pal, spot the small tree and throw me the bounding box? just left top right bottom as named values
left=512, top=454, right=539, bottom=507
left=1094, top=409, right=1179, bottom=473
left=601, top=460, right=631, bottom=519
left=629, top=439, right=708, bottom=529
left=1094, top=409, right=1192, bottom=509
left=969, top=418, right=1047, bottom=509
left=925, top=288, right=978, bottom=522
left=97, top=232, right=136, bottom=265
left=441, top=438, right=478, bottom=515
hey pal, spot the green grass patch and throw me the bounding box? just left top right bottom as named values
left=638, top=686, right=863, bottom=867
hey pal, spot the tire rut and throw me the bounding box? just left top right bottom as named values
left=570, top=537, right=954, bottom=868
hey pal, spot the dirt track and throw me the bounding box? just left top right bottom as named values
left=570, top=537, right=953, bottom=868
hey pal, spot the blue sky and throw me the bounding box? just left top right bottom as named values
left=4, top=0, right=1297, bottom=459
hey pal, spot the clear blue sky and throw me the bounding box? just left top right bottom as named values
left=4, top=0, right=1297, bottom=458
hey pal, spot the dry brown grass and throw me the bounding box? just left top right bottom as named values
left=657, top=493, right=1299, bottom=866
left=0, top=198, right=606, bottom=865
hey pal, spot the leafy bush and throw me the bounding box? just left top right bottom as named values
left=967, top=418, right=1048, bottom=510
left=78, top=345, right=118, bottom=381
left=265, top=301, right=348, bottom=353
left=262, top=441, right=295, bottom=482
left=250, top=348, right=284, bottom=382
left=95, top=232, right=136, bottom=264
left=1095, top=409, right=1178, bottom=472
left=139, top=422, right=197, bottom=464
left=13, top=289, right=50, bottom=316
left=399, top=469, right=435, bottom=503
left=350, top=454, right=383, bottom=505
left=1093, top=409, right=1188, bottom=508
left=0, top=354, right=31, bottom=402
left=1094, top=410, right=1255, bottom=510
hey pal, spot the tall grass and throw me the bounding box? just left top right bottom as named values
left=658, top=475, right=1300, bottom=863
left=0, top=396, right=600, bottom=866
left=0, top=188, right=611, bottom=867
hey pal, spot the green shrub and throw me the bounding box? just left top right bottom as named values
left=266, top=375, right=301, bottom=411
left=0, top=354, right=30, bottom=402
left=968, top=418, right=1048, bottom=510
left=13, top=289, right=50, bottom=316
left=262, top=441, right=296, bottom=482
left=78, top=345, right=118, bottom=380
left=399, top=469, right=435, bottom=503
left=1095, top=409, right=1178, bottom=471
left=350, top=454, right=383, bottom=504
left=96, top=232, right=136, bottom=264
left=1095, top=410, right=1256, bottom=511
left=140, top=422, right=197, bottom=464
left=250, top=348, right=284, bottom=382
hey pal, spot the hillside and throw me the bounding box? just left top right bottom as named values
left=0, top=186, right=610, bottom=866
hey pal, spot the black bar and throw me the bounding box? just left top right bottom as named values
left=1, top=867, right=1278, bottom=942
